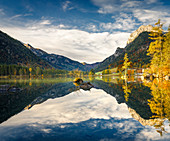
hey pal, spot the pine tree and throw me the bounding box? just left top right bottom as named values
left=147, top=19, right=166, bottom=77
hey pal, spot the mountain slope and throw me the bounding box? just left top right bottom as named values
left=0, top=30, right=51, bottom=68
left=94, top=31, right=152, bottom=72
left=25, top=44, right=99, bottom=71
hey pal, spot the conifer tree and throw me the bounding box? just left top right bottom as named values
left=162, top=25, right=170, bottom=76
left=147, top=19, right=166, bottom=77
left=122, top=53, right=131, bottom=78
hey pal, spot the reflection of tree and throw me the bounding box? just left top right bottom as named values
left=122, top=79, right=131, bottom=102
left=143, top=79, right=170, bottom=136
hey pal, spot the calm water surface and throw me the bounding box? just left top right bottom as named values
left=0, top=77, right=169, bottom=141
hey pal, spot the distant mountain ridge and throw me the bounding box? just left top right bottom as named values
left=24, top=44, right=99, bottom=71
left=0, top=24, right=153, bottom=72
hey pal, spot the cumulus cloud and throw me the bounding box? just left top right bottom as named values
left=1, top=21, right=130, bottom=63
left=91, top=0, right=160, bottom=14
left=100, top=13, right=138, bottom=31
left=133, top=9, right=170, bottom=27
left=91, top=0, right=120, bottom=14
left=92, top=0, right=170, bottom=30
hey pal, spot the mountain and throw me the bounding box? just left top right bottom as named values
left=24, top=44, right=99, bottom=71
left=94, top=47, right=125, bottom=71
left=0, top=30, right=98, bottom=71
left=0, top=30, right=51, bottom=68
left=127, top=25, right=153, bottom=44
left=94, top=31, right=152, bottom=72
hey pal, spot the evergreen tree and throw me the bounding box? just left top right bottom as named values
left=162, top=25, right=170, bottom=76
left=122, top=53, right=131, bottom=78
left=147, top=19, right=167, bottom=77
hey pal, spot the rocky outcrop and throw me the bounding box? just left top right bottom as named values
left=127, top=25, right=153, bottom=44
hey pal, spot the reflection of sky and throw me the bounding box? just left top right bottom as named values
left=0, top=88, right=169, bottom=141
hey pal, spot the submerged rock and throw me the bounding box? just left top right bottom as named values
left=73, top=78, right=94, bottom=91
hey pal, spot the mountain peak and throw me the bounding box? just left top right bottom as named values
left=127, top=25, right=153, bottom=44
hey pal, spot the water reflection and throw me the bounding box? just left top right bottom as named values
left=0, top=77, right=169, bottom=141
left=143, top=79, right=170, bottom=136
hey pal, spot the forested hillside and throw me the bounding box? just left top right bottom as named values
left=0, top=30, right=51, bottom=68
left=94, top=32, right=152, bottom=72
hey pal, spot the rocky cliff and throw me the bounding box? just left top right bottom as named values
left=127, top=25, right=153, bottom=44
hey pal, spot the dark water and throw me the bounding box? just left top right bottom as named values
left=0, top=77, right=169, bottom=141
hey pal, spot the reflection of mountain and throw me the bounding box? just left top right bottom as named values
left=0, top=88, right=169, bottom=141
left=0, top=84, right=53, bottom=123
left=92, top=79, right=153, bottom=119
left=128, top=107, right=164, bottom=126
left=25, top=82, right=75, bottom=110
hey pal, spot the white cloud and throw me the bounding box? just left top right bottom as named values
left=86, top=24, right=98, bottom=32
left=39, top=20, right=51, bottom=25
left=9, top=14, right=22, bottom=20
left=62, top=1, right=74, bottom=12
left=91, top=0, right=120, bottom=14
left=133, top=9, right=170, bottom=27
left=121, top=1, right=141, bottom=8
left=100, top=13, right=137, bottom=31
left=1, top=22, right=130, bottom=63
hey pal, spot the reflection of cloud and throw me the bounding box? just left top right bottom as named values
left=136, top=120, right=170, bottom=140
left=0, top=88, right=169, bottom=141
left=1, top=88, right=131, bottom=126
left=1, top=24, right=130, bottom=63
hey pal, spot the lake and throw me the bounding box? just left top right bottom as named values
left=0, top=76, right=169, bottom=141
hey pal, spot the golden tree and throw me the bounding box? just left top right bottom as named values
left=147, top=19, right=169, bottom=77
left=162, top=25, right=170, bottom=76
left=122, top=53, right=131, bottom=78
left=143, top=79, right=170, bottom=136
left=122, top=81, right=131, bottom=102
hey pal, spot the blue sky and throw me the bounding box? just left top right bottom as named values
left=0, top=0, right=170, bottom=63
